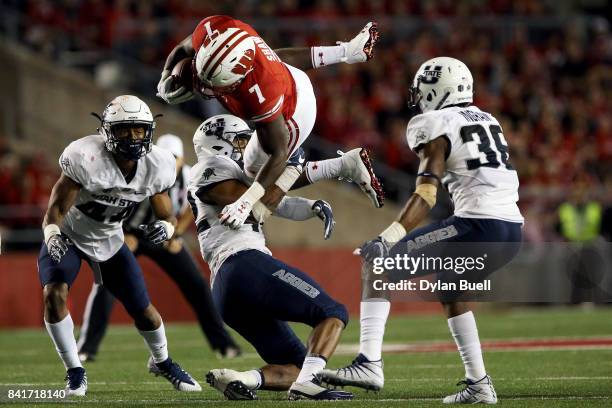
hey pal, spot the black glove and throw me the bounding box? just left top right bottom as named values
left=359, top=236, right=391, bottom=263
left=312, top=200, right=335, bottom=240
left=138, top=221, right=173, bottom=245
left=47, top=235, right=71, bottom=263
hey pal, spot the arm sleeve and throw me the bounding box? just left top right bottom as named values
left=406, top=112, right=450, bottom=152
left=273, top=196, right=316, bottom=221
left=58, top=144, right=87, bottom=186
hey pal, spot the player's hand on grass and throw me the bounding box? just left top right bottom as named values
left=46, top=234, right=71, bottom=263
left=312, top=200, right=335, bottom=240
left=220, top=199, right=253, bottom=229
left=139, top=220, right=174, bottom=244
left=355, top=236, right=391, bottom=263
left=156, top=69, right=193, bottom=105
left=339, top=22, right=379, bottom=64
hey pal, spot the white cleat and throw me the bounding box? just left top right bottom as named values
left=338, top=148, right=385, bottom=208
left=443, top=375, right=497, bottom=404
left=205, top=368, right=257, bottom=400
left=147, top=357, right=201, bottom=392
left=288, top=376, right=353, bottom=400
left=65, top=367, right=87, bottom=397
left=319, top=353, right=384, bottom=391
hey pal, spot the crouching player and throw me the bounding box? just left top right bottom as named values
left=189, top=115, right=352, bottom=400
left=38, top=95, right=200, bottom=396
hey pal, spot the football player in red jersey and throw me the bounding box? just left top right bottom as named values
left=157, top=16, right=383, bottom=229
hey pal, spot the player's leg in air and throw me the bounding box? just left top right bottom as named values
left=205, top=250, right=352, bottom=401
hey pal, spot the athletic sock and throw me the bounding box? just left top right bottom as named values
left=45, top=314, right=82, bottom=370
left=447, top=311, right=486, bottom=381
left=242, top=369, right=263, bottom=390
left=138, top=321, right=169, bottom=363
left=295, top=355, right=327, bottom=384
left=305, top=158, right=343, bottom=184
left=358, top=299, right=390, bottom=361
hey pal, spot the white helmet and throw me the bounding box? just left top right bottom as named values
left=194, top=27, right=256, bottom=96
left=99, top=95, right=155, bottom=160
left=408, top=57, right=473, bottom=113
left=193, top=114, right=254, bottom=161
left=156, top=134, right=184, bottom=158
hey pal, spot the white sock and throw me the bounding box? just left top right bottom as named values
left=447, top=311, right=486, bottom=381
left=243, top=369, right=263, bottom=390
left=305, top=158, right=343, bottom=184
left=45, top=314, right=82, bottom=370
left=139, top=321, right=169, bottom=363
left=295, top=356, right=327, bottom=383
left=358, top=300, right=390, bottom=361
left=311, top=45, right=345, bottom=68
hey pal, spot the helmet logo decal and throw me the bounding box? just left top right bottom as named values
left=421, top=65, right=443, bottom=84
left=231, top=48, right=255, bottom=76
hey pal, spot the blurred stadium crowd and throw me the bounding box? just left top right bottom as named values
left=0, top=0, right=610, bottom=241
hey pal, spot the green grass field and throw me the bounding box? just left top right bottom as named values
left=1, top=307, right=611, bottom=407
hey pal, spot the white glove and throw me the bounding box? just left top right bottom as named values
left=339, top=22, right=379, bottom=64
left=219, top=182, right=265, bottom=229
left=220, top=198, right=254, bottom=229
left=156, top=69, right=194, bottom=105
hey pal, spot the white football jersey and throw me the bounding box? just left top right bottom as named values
left=406, top=106, right=523, bottom=223
left=59, top=134, right=176, bottom=261
left=188, top=155, right=270, bottom=285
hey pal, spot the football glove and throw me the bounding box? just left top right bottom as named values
left=312, top=200, right=335, bottom=240
left=46, top=234, right=71, bottom=263
left=220, top=199, right=254, bottom=229
left=286, top=147, right=306, bottom=172
left=339, top=22, right=379, bottom=64
left=356, top=236, right=391, bottom=263
left=156, top=69, right=194, bottom=105
left=139, top=220, right=174, bottom=245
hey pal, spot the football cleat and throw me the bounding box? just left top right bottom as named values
left=339, top=22, right=380, bottom=64
left=205, top=368, right=257, bottom=400
left=148, top=357, right=201, bottom=392
left=337, top=148, right=385, bottom=208
left=288, top=375, right=353, bottom=400
left=442, top=375, right=497, bottom=404
left=319, top=353, right=384, bottom=391
left=65, top=367, right=87, bottom=397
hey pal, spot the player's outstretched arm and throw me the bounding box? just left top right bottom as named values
left=358, top=137, right=448, bottom=262
left=140, top=192, right=178, bottom=245
left=42, top=174, right=81, bottom=262
left=275, top=22, right=379, bottom=71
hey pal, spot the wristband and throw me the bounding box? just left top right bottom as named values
left=275, top=166, right=301, bottom=193
left=241, top=181, right=266, bottom=203
left=379, top=221, right=407, bottom=244
left=44, top=224, right=61, bottom=244
left=311, top=45, right=346, bottom=68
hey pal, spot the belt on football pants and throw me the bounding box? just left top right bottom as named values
left=196, top=219, right=260, bottom=234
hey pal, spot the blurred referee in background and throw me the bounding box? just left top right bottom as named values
left=77, top=134, right=240, bottom=362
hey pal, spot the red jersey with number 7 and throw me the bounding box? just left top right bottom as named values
left=192, top=15, right=297, bottom=123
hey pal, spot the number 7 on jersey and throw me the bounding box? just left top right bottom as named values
left=248, top=84, right=266, bottom=104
